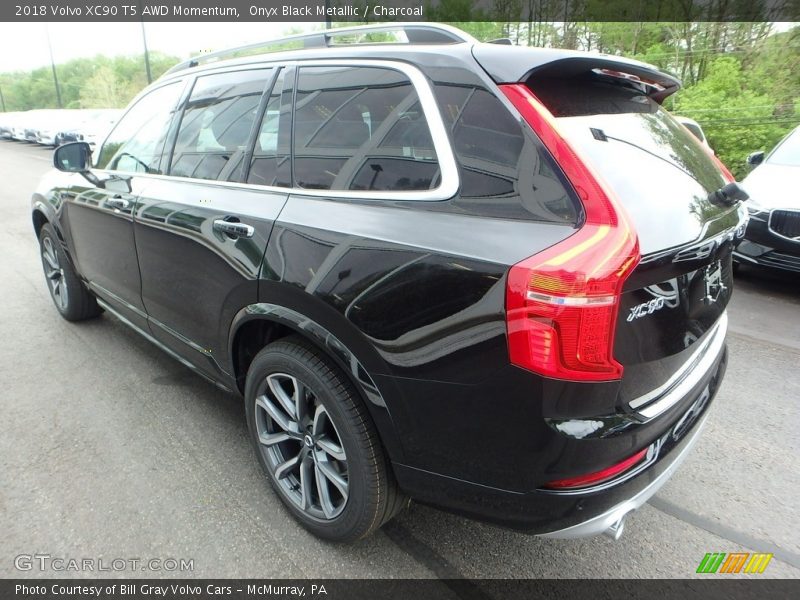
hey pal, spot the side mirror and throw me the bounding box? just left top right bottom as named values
left=708, top=182, right=749, bottom=207
left=53, top=141, right=105, bottom=187
left=746, top=151, right=764, bottom=167
left=53, top=141, right=92, bottom=172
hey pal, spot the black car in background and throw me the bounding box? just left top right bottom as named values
left=32, top=24, right=747, bottom=543
left=736, top=126, right=800, bottom=273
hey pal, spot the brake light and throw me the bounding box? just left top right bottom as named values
left=500, top=84, right=640, bottom=381
left=544, top=447, right=648, bottom=490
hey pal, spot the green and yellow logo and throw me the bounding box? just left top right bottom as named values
left=697, top=552, right=773, bottom=574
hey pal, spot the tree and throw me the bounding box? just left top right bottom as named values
left=79, top=66, right=130, bottom=108
left=672, top=55, right=798, bottom=177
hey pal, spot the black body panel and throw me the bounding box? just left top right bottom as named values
left=61, top=175, right=150, bottom=330
left=134, top=178, right=287, bottom=379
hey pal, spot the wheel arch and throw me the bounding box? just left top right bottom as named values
left=31, top=196, right=52, bottom=237
left=32, top=207, right=49, bottom=237
left=32, top=196, right=81, bottom=274
left=229, top=301, right=405, bottom=463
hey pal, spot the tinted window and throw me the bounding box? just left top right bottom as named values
left=435, top=82, right=577, bottom=222
left=170, top=69, right=272, bottom=182
left=293, top=66, right=439, bottom=192
left=96, top=82, right=182, bottom=173
left=247, top=68, right=291, bottom=187
left=529, top=75, right=727, bottom=197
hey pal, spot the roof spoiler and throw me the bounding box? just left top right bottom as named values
left=473, top=45, right=681, bottom=103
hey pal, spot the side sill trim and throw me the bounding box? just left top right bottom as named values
left=96, top=298, right=233, bottom=393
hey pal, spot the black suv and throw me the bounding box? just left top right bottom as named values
left=33, top=24, right=747, bottom=542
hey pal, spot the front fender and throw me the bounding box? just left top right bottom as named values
left=31, top=192, right=78, bottom=272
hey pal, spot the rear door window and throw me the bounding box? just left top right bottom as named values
left=247, top=68, right=292, bottom=187
left=292, top=66, right=439, bottom=192
left=169, top=69, right=273, bottom=182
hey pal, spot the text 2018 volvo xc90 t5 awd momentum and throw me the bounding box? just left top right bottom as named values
left=32, top=24, right=748, bottom=542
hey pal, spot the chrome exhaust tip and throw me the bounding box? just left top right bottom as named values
left=604, top=516, right=626, bottom=541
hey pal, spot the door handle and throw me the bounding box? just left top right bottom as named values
left=107, top=195, right=130, bottom=210
left=213, top=219, right=255, bottom=239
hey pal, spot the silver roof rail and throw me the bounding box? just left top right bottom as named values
left=165, top=23, right=476, bottom=76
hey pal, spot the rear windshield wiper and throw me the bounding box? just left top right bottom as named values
left=589, top=127, right=699, bottom=183
left=589, top=127, right=748, bottom=207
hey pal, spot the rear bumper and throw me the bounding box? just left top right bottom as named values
left=392, top=341, right=727, bottom=536
left=540, top=413, right=706, bottom=539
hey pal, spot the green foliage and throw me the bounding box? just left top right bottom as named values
left=671, top=55, right=797, bottom=178
left=0, top=52, right=179, bottom=111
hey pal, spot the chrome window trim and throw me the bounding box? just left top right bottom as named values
left=630, top=312, right=728, bottom=420
left=99, top=59, right=460, bottom=202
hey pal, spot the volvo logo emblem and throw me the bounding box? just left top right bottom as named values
left=304, top=435, right=314, bottom=448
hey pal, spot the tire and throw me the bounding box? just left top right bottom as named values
left=38, top=222, right=102, bottom=321
left=245, top=335, right=407, bottom=542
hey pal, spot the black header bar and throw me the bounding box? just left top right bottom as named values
left=3, top=579, right=800, bottom=600
left=1, top=0, right=798, bottom=22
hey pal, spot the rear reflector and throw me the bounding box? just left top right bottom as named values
left=500, top=83, right=640, bottom=382
left=544, top=447, right=648, bottom=490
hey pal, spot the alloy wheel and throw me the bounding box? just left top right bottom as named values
left=255, top=372, right=349, bottom=520
left=41, top=236, right=68, bottom=311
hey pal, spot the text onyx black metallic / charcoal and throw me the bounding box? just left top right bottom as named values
left=31, top=24, right=747, bottom=542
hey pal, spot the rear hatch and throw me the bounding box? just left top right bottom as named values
left=478, top=48, right=745, bottom=413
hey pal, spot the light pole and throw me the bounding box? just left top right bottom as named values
left=45, top=24, right=63, bottom=108
left=140, top=19, right=152, bottom=84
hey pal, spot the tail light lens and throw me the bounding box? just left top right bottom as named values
left=500, top=84, right=640, bottom=382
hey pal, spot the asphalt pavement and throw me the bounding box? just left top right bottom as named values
left=1, top=139, right=798, bottom=579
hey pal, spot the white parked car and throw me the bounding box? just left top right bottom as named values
left=734, top=125, right=800, bottom=273
left=674, top=116, right=714, bottom=153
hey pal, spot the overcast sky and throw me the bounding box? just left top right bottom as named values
left=0, top=22, right=316, bottom=72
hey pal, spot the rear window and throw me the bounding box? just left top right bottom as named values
left=528, top=75, right=727, bottom=200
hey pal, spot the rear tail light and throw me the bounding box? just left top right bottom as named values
left=543, top=447, right=648, bottom=490
left=500, top=84, right=640, bottom=382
